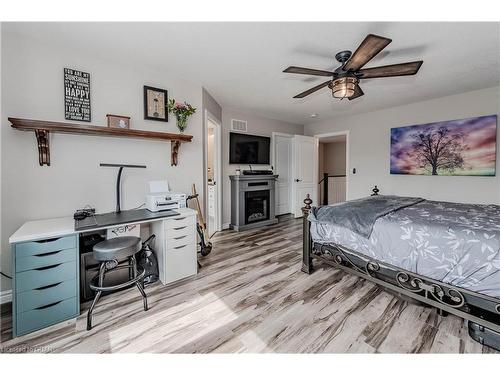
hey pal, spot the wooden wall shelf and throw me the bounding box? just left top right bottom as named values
left=9, top=117, right=193, bottom=166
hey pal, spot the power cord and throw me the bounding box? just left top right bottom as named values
left=0, top=271, right=12, bottom=279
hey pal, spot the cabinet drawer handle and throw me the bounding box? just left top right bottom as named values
left=35, top=301, right=62, bottom=310
left=173, top=226, right=187, bottom=230
left=34, top=237, right=62, bottom=244
left=173, top=245, right=187, bottom=249
left=174, top=235, right=187, bottom=240
left=174, top=217, right=187, bottom=221
left=34, top=250, right=62, bottom=257
left=35, top=282, right=62, bottom=291
left=34, top=263, right=62, bottom=271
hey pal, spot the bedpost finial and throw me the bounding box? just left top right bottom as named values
left=371, top=185, right=380, bottom=196
left=303, top=194, right=312, bottom=210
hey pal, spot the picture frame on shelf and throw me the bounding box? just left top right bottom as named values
left=106, top=114, right=130, bottom=129
left=144, top=85, right=168, bottom=122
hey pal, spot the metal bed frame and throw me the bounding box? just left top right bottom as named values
left=300, top=194, right=500, bottom=348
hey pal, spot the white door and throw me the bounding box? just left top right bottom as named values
left=292, top=135, right=318, bottom=218
left=273, top=133, right=293, bottom=215
left=206, top=115, right=222, bottom=237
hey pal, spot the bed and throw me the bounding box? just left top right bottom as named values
left=301, top=191, right=500, bottom=350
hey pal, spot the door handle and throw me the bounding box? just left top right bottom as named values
left=295, top=179, right=302, bottom=182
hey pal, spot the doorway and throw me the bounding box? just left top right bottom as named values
left=273, top=133, right=319, bottom=218
left=205, top=111, right=222, bottom=237
left=316, top=131, right=349, bottom=206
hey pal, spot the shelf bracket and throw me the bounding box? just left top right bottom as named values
left=171, top=140, right=181, bottom=166
left=34, top=129, right=50, bottom=166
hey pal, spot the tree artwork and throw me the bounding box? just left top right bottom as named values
left=390, top=115, right=497, bottom=176
left=411, top=127, right=466, bottom=175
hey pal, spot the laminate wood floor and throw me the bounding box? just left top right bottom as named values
left=0, top=215, right=498, bottom=353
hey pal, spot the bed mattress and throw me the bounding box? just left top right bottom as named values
left=309, top=199, right=500, bottom=298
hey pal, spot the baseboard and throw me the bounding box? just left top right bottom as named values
left=0, top=289, right=12, bottom=305
left=222, top=222, right=230, bottom=230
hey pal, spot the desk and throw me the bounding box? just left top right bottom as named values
left=9, top=207, right=198, bottom=337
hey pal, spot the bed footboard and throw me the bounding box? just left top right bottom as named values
left=301, top=194, right=313, bottom=274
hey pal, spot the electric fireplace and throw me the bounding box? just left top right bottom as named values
left=229, top=174, right=278, bottom=231
left=245, top=190, right=270, bottom=224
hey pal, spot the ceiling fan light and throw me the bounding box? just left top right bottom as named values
left=331, top=77, right=358, bottom=99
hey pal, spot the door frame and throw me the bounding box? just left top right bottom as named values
left=291, top=135, right=319, bottom=217
left=205, top=109, right=222, bottom=233
left=271, top=132, right=294, bottom=215
left=314, top=130, right=350, bottom=201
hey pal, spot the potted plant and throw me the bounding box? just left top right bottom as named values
left=167, top=99, right=196, bottom=133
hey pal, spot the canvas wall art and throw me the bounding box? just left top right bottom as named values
left=390, top=115, right=497, bottom=176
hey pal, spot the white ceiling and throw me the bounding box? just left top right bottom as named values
left=5, top=22, right=500, bottom=124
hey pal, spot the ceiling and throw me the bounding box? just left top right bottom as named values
left=4, top=22, right=500, bottom=124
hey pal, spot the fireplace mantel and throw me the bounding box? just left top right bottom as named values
left=229, top=174, right=278, bottom=231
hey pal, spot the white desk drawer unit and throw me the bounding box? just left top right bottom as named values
left=152, top=210, right=198, bottom=285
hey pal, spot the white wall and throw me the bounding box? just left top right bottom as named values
left=323, top=142, right=346, bottom=176
left=305, top=86, right=500, bottom=204
left=0, top=30, right=205, bottom=292
left=222, top=108, right=304, bottom=226
left=202, top=88, right=222, bottom=124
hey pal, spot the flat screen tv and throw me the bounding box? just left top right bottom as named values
left=229, top=132, right=270, bottom=165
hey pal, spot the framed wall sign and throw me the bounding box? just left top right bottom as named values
left=64, top=68, right=91, bottom=122
left=144, top=85, right=168, bottom=122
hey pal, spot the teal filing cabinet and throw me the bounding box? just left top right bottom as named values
left=12, top=235, right=80, bottom=337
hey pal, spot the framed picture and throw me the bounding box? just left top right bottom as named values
left=106, top=114, right=130, bottom=129
left=144, top=85, right=168, bottom=122
left=390, top=115, right=497, bottom=176
left=64, top=68, right=91, bottom=122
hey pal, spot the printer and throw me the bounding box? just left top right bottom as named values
left=146, top=180, right=187, bottom=212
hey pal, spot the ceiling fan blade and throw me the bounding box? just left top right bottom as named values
left=283, top=66, right=334, bottom=77
left=343, top=34, right=392, bottom=72
left=293, top=80, right=331, bottom=98
left=357, top=61, right=423, bottom=79
left=348, top=85, right=364, bottom=100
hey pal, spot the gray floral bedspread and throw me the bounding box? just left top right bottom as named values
left=309, top=195, right=424, bottom=238
left=309, top=198, right=500, bottom=298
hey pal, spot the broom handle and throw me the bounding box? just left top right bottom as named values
left=192, top=184, right=207, bottom=231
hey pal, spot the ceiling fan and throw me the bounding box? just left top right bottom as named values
left=283, top=34, right=423, bottom=100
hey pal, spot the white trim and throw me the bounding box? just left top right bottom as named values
left=314, top=130, right=350, bottom=201
left=205, top=109, right=223, bottom=233
left=222, top=222, right=230, bottom=230
left=0, top=289, right=12, bottom=305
